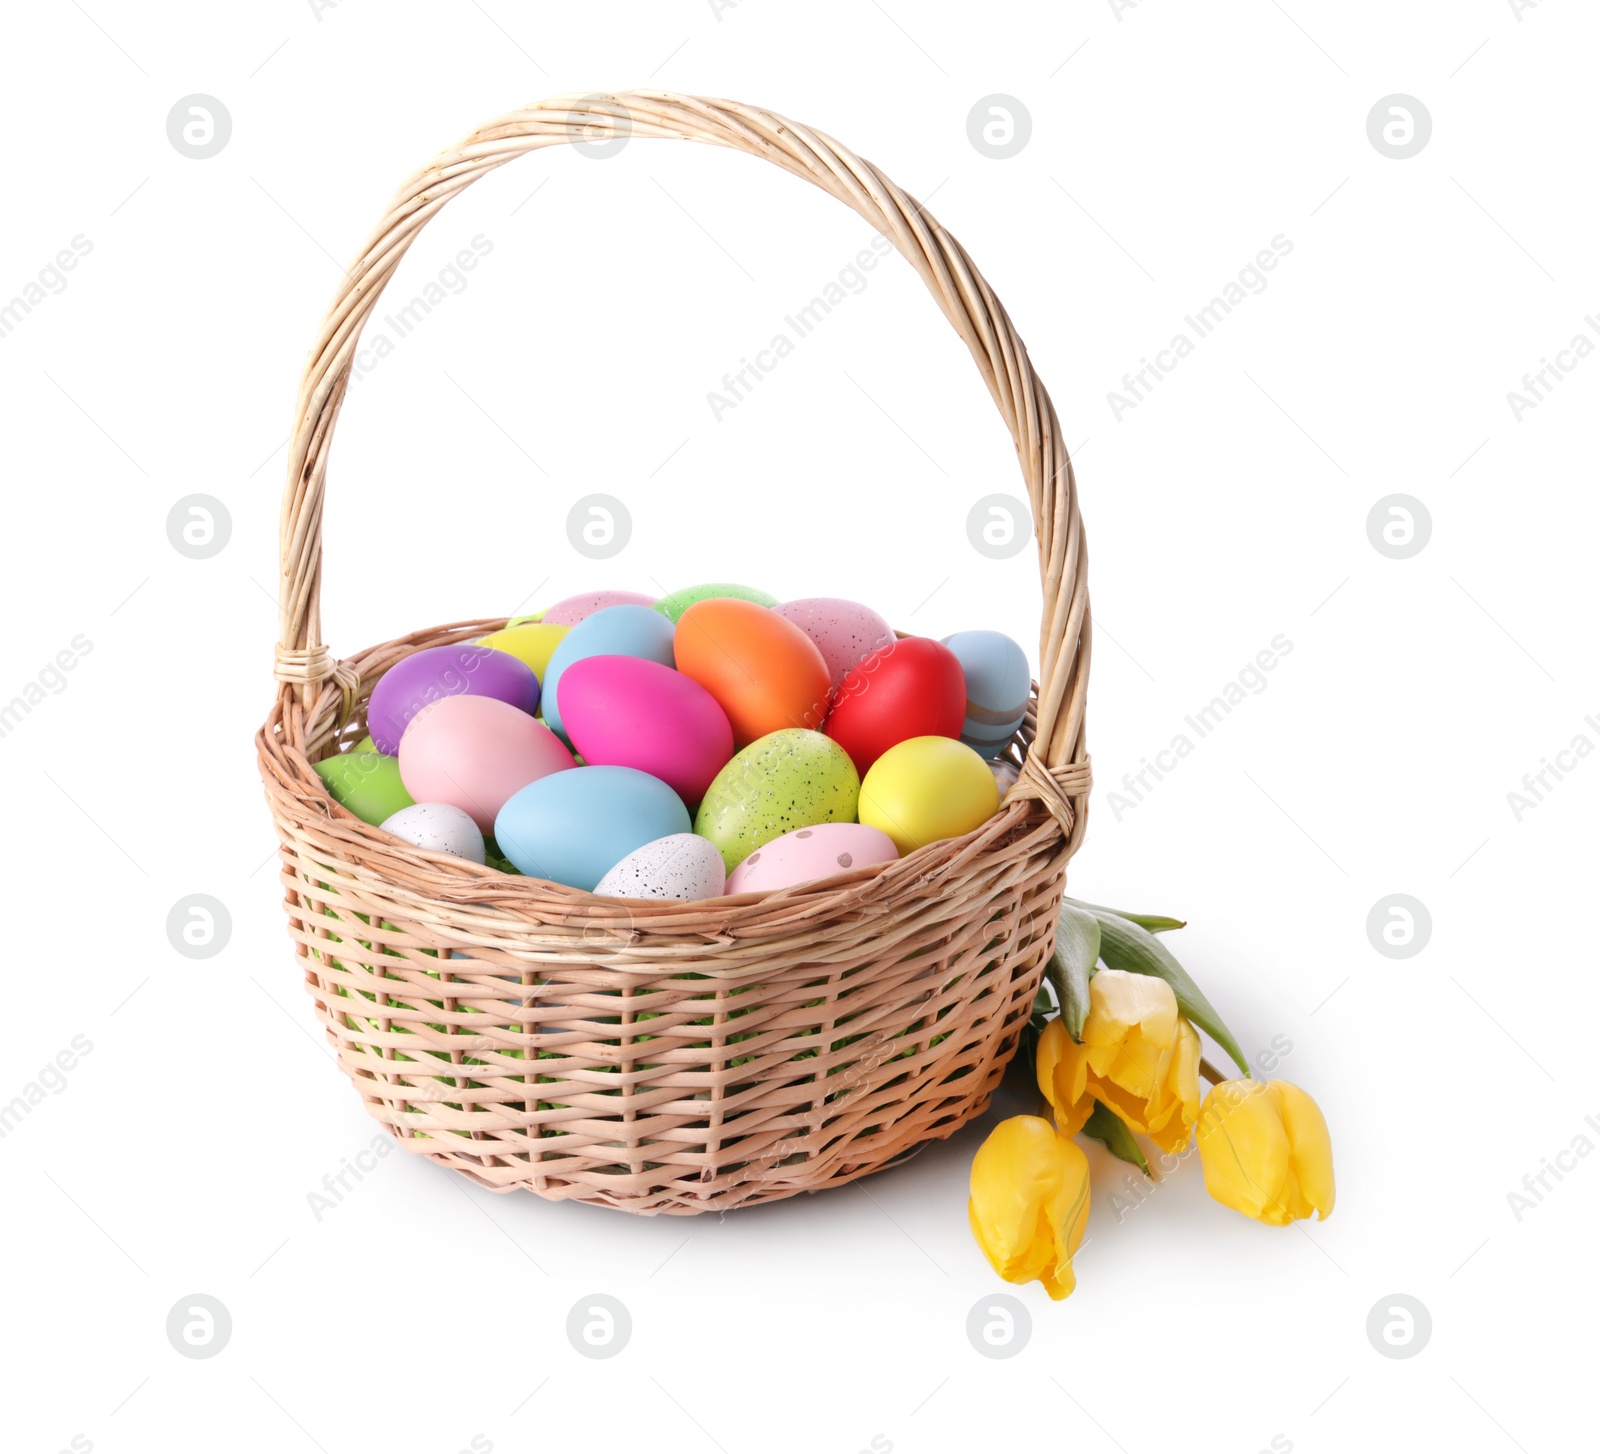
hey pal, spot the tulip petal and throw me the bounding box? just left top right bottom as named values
left=1197, top=1080, right=1293, bottom=1225
left=968, top=1116, right=1091, bottom=1300
left=1272, top=1080, right=1335, bottom=1221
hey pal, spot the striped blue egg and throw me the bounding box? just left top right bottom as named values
left=540, top=605, right=676, bottom=742
left=941, top=630, right=1031, bottom=759
left=494, top=766, right=691, bottom=891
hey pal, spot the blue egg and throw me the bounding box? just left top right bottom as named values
left=941, top=630, right=1032, bottom=759
left=494, top=766, right=692, bottom=890
left=540, top=605, right=677, bottom=742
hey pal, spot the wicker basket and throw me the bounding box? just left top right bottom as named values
left=257, top=91, right=1091, bottom=1215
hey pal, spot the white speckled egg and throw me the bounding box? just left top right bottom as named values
left=593, top=833, right=726, bottom=900
left=379, top=802, right=487, bottom=864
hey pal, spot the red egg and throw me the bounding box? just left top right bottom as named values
left=824, top=636, right=966, bottom=776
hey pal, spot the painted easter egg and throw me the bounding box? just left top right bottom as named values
left=398, top=695, right=574, bottom=833
left=653, top=582, right=778, bottom=623
left=476, top=622, right=571, bottom=686
left=559, top=655, right=734, bottom=807
left=824, top=636, right=966, bottom=777
left=366, top=644, right=539, bottom=755
left=314, top=750, right=415, bottom=826
left=674, top=598, right=830, bottom=749
left=694, top=729, right=859, bottom=872
left=594, top=833, right=726, bottom=900
left=378, top=802, right=487, bottom=864
left=773, top=598, right=896, bottom=693
left=541, top=590, right=656, bottom=626
left=541, top=604, right=677, bottom=741
left=941, top=630, right=1032, bottom=759
left=495, top=766, right=692, bottom=890
left=859, top=735, right=999, bottom=855
left=725, top=822, right=898, bottom=896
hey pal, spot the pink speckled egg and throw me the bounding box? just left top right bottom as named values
left=773, top=597, right=896, bottom=692
left=726, top=821, right=898, bottom=895
left=398, top=694, right=573, bottom=833
left=541, top=590, right=656, bottom=626
left=559, top=655, right=734, bottom=807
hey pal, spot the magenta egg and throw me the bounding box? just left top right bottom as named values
left=774, top=597, right=896, bottom=693
left=541, top=590, right=656, bottom=626
left=366, top=644, right=538, bottom=756
left=559, top=655, right=734, bottom=807
left=398, top=695, right=573, bottom=832
left=726, top=822, right=898, bottom=895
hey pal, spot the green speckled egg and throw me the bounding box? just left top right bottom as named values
left=694, top=729, right=859, bottom=872
left=654, top=582, right=777, bottom=623
left=314, top=750, right=415, bottom=826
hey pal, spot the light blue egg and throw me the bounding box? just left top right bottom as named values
left=494, top=766, right=692, bottom=890
left=941, top=630, right=1032, bottom=759
left=540, top=605, right=676, bottom=741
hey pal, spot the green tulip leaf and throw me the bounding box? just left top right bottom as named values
left=1081, top=1101, right=1150, bottom=1177
left=1050, top=902, right=1100, bottom=1041
left=1086, top=907, right=1251, bottom=1077
left=1064, top=897, right=1186, bottom=933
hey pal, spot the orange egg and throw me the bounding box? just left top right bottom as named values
left=674, top=598, right=831, bottom=748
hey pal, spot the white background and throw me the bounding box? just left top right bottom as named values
left=1, top=2, right=1595, bottom=1451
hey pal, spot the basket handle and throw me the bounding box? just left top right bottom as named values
left=276, top=91, right=1090, bottom=841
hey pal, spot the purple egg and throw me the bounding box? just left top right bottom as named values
left=367, top=644, right=538, bottom=755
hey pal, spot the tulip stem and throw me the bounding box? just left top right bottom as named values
left=1200, top=1056, right=1228, bottom=1086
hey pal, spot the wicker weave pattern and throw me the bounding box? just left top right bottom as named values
left=257, top=93, right=1091, bottom=1213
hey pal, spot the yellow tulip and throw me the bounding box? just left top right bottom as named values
left=968, top=1116, right=1091, bottom=1301
left=1196, top=1078, right=1335, bottom=1225
left=1036, top=970, right=1202, bottom=1153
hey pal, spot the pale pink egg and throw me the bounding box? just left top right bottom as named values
left=559, top=655, right=733, bottom=807
left=398, top=695, right=573, bottom=833
left=773, top=597, right=896, bottom=692
left=541, top=590, right=656, bottom=626
left=726, top=822, right=898, bottom=895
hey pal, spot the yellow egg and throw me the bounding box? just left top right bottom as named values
left=859, top=735, right=1000, bottom=854
left=477, top=622, right=570, bottom=685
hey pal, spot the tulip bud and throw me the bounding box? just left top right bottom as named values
left=1037, top=970, right=1201, bottom=1154
left=1195, top=1078, right=1335, bottom=1225
left=968, top=1116, right=1091, bottom=1300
